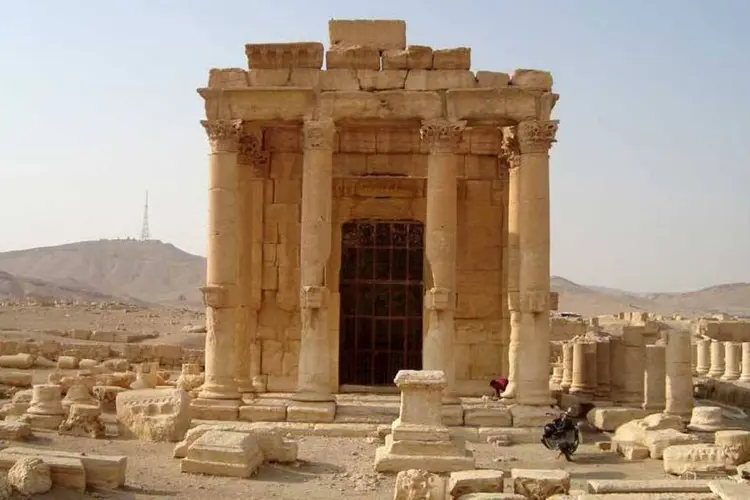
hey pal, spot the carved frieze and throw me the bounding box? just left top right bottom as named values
left=333, top=177, right=426, bottom=198
left=238, top=127, right=270, bottom=177
left=419, top=119, right=467, bottom=154
left=498, top=126, right=521, bottom=170
left=517, top=119, right=559, bottom=154
left=303, top=119, right=336, bottom=151
left=201, top=119, right=242, bottom=153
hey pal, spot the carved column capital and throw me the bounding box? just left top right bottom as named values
left=517, top=120, right=559, bottom=154
left=300, top=286, right=329, bottom=309
left=200, top=284, right=236, bottom=308
left=419, top=119, right=467, bottom=154
left=303, top=119, right=336, bottom=151
left=201, top=119, right=242, bottom=154
left=424, top=287, right=455, bottom=311
left=498, top=126, right=521, bottom=169
left=238, top=128, right=270, bottom=176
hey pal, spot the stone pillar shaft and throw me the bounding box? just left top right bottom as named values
left=695, top=338, right=710, bottom=377
left=665, top=330, right=694, bottom=420
left=570, top=340, right=596, bottom=401
left=419, top=119, right=466, bottom=398
left=620, top=327, right=645, bottom=406
left=722, top=341, right=741, bottom=381
left=609, top=336, right=625, bottom=403
left=199, top=119, right=242, bottom=401
left=561, top=341, right=573, bottom=392
left=643, top=344, right=666, bottom=411
left=502, top=120, right=558, bottom=406
left=708, top=340, right=725, bottom=378
left=595, top=339, right=611, bottom=400
left=295, top=119, right=336, bottom=400
left=740, top=342, right=750, bottom=383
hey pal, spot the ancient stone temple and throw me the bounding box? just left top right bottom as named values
left=196, top=19, right=559, bottom=417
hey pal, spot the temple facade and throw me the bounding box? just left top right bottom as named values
left=196, top=19, right=559, bottom=418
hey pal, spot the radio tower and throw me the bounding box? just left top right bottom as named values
left=140, top=191, right=151, bottom=241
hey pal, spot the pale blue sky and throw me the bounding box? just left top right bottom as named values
left=1, top=0, right=748, bottom=293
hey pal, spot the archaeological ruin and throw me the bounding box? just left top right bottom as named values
left=196, top=19, right=560, bottom=421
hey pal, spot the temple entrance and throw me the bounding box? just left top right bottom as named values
left=338, top=220, right=424, bottom=388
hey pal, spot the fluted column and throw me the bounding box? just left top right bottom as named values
left=199, top=119, right=242, bottom=401
left=501, top=120, right=558, bottom=406
left=708, top=340, right=725, bottom=378
left=295, top=119, right=336, bottom=401
left=695, top=338, right=710, bottom=377
left=665, top=330, right=694, bottom=420
left=739, top=342, right=750, bottom=383
left=420, top=119, right=466, bottom=399
left=722, top=341, right=741, bottom=381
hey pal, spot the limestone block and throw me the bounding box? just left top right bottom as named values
left=449, top=470, right=505, bottom=497
left=287, top=401, right=336, bottom=423
left=445, top=88, right=538, bottom=123
left=354, top=69, right=408, bottom=90
left=62, top=384, right=98, bottom=412
left=643, top=428, right=700, bottom=459
left=585, top=479, right=713, bottom=494
left=405, top=70, right=476, bottom=90
left=328, top=19, right=406, bottom=51
left=715, top=430, right=750, bottom=464
left=93, top=385, right=127, bottom=412
left=239, top=400, right=287, bottom=422
left=99, top=358, right=129, bottom=372
left=509, top=405, right=552, bottom=427
left=0, top=371, right=32, bottom=387
left=319, top=69, right=360, bottom=90
left=457, top=493, right=525, bottom=499
left=511, top=469, right=570, bottom=499
left=247, top=68, right=290, bottom=86
left=116, top=388, right=191, bottom=442
left=245, top=42, right=324, bottom=69
left=393, top=469, right=446, bottom=500
left=289, top=68, right=320, bottom=87
left=615, top=441, right=649, bottom=460
left=57, top=355, right=78, bottom=369
left=510, top=69, right=553, bottom=91
left=433, top=48, right=471, bottom=70
left=7, top=456, right=52, bottom=496
left=463, top=407, right=512, bottom=427
left=0, top=421, right=31, bottom=441
left=0, top=353, right=35, bottom=369
left=476, top=71, right=510, bottom=88
left=58, top=403, right=105, bottom=439
left=639, top=413, right=686, bottom=431
left=0, top=450, right=86, bottom=492
left=688, top=406, right=726, bottom=432
left=326, top=46, right=380, bottom=70
left=663, top=443, right=730, bottom=476
left=709, top=480, right=750, bottom=500
left=586, top=407, right=647, bottom=432
left=318, top=90, right=443, bottom=121
left=174, top=423, right=298, bottom=463
left=181, top=430, right=264, bottom=479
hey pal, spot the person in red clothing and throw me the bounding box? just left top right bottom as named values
left=489, top=377, right=509, bottom=399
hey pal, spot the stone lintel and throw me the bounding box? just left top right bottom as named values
left=332, top=177, right=425, bottom=198
left=244, top=42, right=324, bottom=69
left=329, top=19, right=406, bottom=50
left=394, top=369, right=446, bottom=389
left=317, top=90, right=443, bottom=121
left=198, top=87, right=317, bottom=121
left=446, top=88, right=538, bottom=123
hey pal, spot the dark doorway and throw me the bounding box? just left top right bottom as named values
left=338, top=220, right=424, bottom=387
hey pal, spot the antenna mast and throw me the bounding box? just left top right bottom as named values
left=140, top=191, right=151, bottom=241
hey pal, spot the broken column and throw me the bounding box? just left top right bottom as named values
left=560, top=341, right=573, bottom=393
left=620, top=326, right=645, bottom=406
left=194, top=119, right=242, bottom=420
left=695, top=338, right=710, bottom=377
left=569, top=340, right=596, bottom=402
left=374, top=370, right=475, bottom=473
left=293, top=119, right=336, bottom=419
left=740, top=342, right=750, bottom=383
left=420, top=119, right=465, bottom=399
left=595, top=338, right=611, bottom=400
left=722, top=341, right=741, bottom=381
left=665, top=330, right=694, bottom=421
left=502, top=120, right=558, bottom=406
left=22, top=384, right=66, bottom=430
left=643, top=343, right=666, bottom=411
left=708, top=340, right=725, bottom=378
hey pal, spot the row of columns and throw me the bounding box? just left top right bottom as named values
left=695, top=339, right=750, bottom=382
left=553, top=330, right=694, bottom=418
left=196, top=117, right=558, bottom=407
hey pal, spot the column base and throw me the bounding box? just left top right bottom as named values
left=191, top=398, right=241, bottom=421
left=374, top=433, right=475, bottom=474
left=236, top=378, right=255, bottom=394
left=738, top=376, right=750, bottom=383
left=642, top=403, right=666, bottom=412
left=721, top=374, right=740, bottom=381
left=198, top=382, right=241, bottom=401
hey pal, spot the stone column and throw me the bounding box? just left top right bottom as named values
left=197, top=119, right=242, bottom=408
left=235, top=125, right=269, bottom=394
left=295, top=119, right=336, bottom=402
left=560, top=341, right=573, bottom=392
left=570, top=340, right=596, bottom=402
left=609, top=336, right=625, bottom=403
left=740, top=343, right=750, bottom=383
left=665, top=330, right=694, bottom=421
left=643, top=344, right=666, bottom=411
left=620, top=327, right=645, bottom=406
left=708, top=339, right=725, bottom=378
left=695, top=338, right=710, bottom=377
left=691, top=342, right=698, bottom=376
left=595, top=338, right=611, bottom=400
left=420, top=119, right=466, bottom=399
left=722, top=341, right=741, bottom=381
left=501, top=120, right=558, bottom=406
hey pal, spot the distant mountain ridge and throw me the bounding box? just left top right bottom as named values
left=0, top=240, right=748, bottom=317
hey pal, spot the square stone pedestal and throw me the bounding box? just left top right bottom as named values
left=374, top=370, right=476, bottom=473
left=191, top=398, right=240, bottom=421
left=181, top=430, right=263, bottom=478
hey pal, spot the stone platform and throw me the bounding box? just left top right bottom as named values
left=191, top=393, right=549, bottom=428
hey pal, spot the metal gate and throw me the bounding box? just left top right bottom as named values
left=338, top=220, right=424, bottom=386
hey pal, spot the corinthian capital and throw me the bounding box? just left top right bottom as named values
left=517, top=120, right=559, bottom=154
left=419, top=119, right=467, bottom=153
left=201, top=119, right=242, bottom=153
left=303, top=119, right=336, bottom=151
left=498, top=126, right=521, bottom=169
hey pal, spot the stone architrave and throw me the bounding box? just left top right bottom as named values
left=595, top=338, right=611, bottom=400
left=609, top=336, right=625, bottom=403
left=560, top=342, right=573, bottom=392
left=419, top=119, right=466, bottom=399
left=722, top=342, right=741, bottom=381
left=695, top=338, right=710, bottom=377
left=374, top=370, right=475, bottom=473
left=708, top=340, right=725, bottom=378
left=295, top=119, right=336, bottom=404
left=195, top=120, right=242, bottom=416
left=620, top=327, right=645, bottom=406
left=502, top=120, right=558, bottom=406
left=643, top=344, right=666, bottom=411
left=665, top=330, right=694, bottom=421
left=569, top=340, right=596, bottom=402
left=740, top=343, right=750, bottom=383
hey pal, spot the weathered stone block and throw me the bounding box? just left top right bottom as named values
left=464, top=407, right=512, bottom=427
left=319, top=69, right=360, bottom=90
left=510, top=69, right=553, bottom=91
left=326, top=46, right=380, bottom=70
left=449, top=469, right=505, bottom=497
left=586, top=407, right=647, bottom=432
left=115, top=388, right=191, bottom=442
left=287, top=401, right=336, bottom=423
left=512, top=469, right=570, bottom=499
left=247, top=69, right=290, bottom=86
left=181, top=430, right=264, bottom=478
left=663, top=443, right=730, bottom=476
left=329, top=19, right=406, bottom=50
left=317, top=90, right=443, bottom=121
left=433, top=47, right=471, bottom=70
left=356, top=70, right=407, bottom=90
left=245, top=42, right=324, bottom=69
left=405, top=69, right=476, bottom=90
left=208, top=68, right=249, bottom=88
left=476, top=71, right=510, bottom=88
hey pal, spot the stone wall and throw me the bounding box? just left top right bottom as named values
left=696, top=320, right=750, bottom=342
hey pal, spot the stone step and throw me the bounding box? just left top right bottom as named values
left=334, top=400, right=399, bottom=424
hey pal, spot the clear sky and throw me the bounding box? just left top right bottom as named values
left=1, top=0, right=748, bottom=293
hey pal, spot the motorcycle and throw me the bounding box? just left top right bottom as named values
left=541, top=406, right=580, bottom=461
